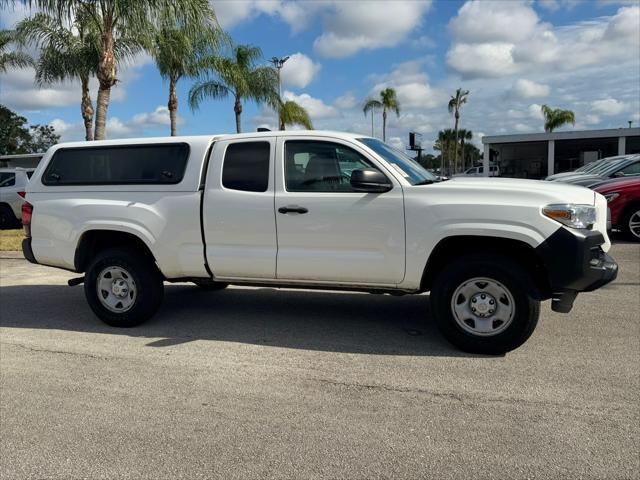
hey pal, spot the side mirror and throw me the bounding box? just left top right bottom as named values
left=613, top=171, right=625, bottom=178
left=350, top=168, right=393, bottom=193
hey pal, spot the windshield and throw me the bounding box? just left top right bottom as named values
left=357, top=137, right=437, bottom=185
left=598, top=159, right=630, bottom=176
left=577, top=159, right=605, bottom=173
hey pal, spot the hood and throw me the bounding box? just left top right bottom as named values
left=545, top=171, right=583, bottom=181
left=593, top=177, right=640, bottom=193
left=560, top=175, right=606, bottom=186
left=444, top=177, right=596, bottom=205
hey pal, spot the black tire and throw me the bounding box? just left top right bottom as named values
left=621, top=203, right=640, bottom=242
left=84, top=247, right=164, bottom=327
left=430, top=254, right=540, bottom=355
left=0, top=204, right=18, bottom=230
left=192, top=279, right=229, bottom=291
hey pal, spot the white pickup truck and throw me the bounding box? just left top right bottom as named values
left=21, top=131, right=618, bottom=354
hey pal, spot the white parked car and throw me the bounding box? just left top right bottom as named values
left=21, top=131, right=617, bottom=354
left=0, top=167, right=34, bottom=228
left=455, top=165, right=500, bottom=177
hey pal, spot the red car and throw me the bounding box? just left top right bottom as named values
left=593, top=177, right=640, bottom=241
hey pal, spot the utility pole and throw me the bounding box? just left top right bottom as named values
left=371, top=107, right=375, bottom=137
left=270, top=56, right=290, bottom=99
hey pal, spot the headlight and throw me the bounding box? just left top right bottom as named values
left=604, top=192, right=619, bottom=203
left=542, top=203, right=596, bottom=229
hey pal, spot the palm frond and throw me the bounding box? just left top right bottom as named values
left=279, top=100, right=313, bottom=130
left=542, top=104, right=576, bottom=132
left=362, top=99, right=382, bottom=115
left=188, top=79, right=230, bottom=110
left=0, top=29, right=34, bottom=72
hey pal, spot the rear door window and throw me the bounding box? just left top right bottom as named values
left=0, top=173, right=16, bottom=187
left=222, top=142, right=270, bottom=192
left=43, top=144, right=189, bottom=185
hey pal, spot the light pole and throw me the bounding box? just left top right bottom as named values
left=270, top=56, right=290, bottom=99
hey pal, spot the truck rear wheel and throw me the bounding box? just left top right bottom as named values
left=84, top=248, right=164, bottom=328
left=430, top=254, right=540, bottom=354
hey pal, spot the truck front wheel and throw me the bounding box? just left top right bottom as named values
left=430, top=254, right=540, bottom=354
left=84, top=248, right=164, bottom=328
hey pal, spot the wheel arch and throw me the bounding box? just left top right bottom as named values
left=74, top=229, right=158, bottom=273
left=420, top=235, right=552, bottom=299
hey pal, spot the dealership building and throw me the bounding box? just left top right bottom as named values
left=481, top=127, right=640, bottom=179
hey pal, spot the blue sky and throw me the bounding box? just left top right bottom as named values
left=1, top=0, right=639, bottom=153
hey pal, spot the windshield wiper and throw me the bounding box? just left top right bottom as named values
left=414, top=179, right=434, bottom=185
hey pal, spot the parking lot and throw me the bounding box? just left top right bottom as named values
left=0, top=239, right=638, bottom=479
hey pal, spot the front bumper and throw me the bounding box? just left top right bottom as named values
left=535, top=227, right=618, bottom=312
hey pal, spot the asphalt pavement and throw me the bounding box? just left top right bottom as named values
left=1, top=240, right=638, bottom=479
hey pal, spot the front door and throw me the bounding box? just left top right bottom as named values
left=274, top=138, right=405, bottom=285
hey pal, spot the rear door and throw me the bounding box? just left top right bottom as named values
left=274, top=137, right=405, bottom=285
left=202, top=138, right=277, bottom=279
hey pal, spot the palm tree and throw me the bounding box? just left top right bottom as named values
left=458, top=128, right=473, bottom=171
left=541, top=104, right=576, bottom=132
left=278, top=100, right=312, bottom=130
left=189, top=45, right=279, bottom=133
left=448, top=87, right=469, bottom=174
left=363, top=87, right=400, bottom=142
left=0, top=30, right=33, bottom=73
left=16, top=12, right=101, bottom=140
left=151, top=17, right=225, bottom=136
left=28, top=0, right=215, bottom=140
left=434, top=128, right=456, bottom=175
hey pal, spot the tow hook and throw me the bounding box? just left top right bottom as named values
left=68, top=276, right=85, bottom=287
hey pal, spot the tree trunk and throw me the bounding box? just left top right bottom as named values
left=80, top=75, right=94, bottom=141
left=453, top=111, right=460, bottom=174
left=168, top=76, right=178, bottom=136
left=94, top=28, right=117, bottom=140
left=382, top=108, right=387, bottom=142
left=234, top=96, right=242, bottom=133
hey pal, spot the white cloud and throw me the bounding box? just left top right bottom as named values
left=447, top=2, right=640, bottom=79
left=212, top=0, right=318, bottom=33
left=447, top=42, right=517, bottom=78
left=47, top=105, right=184, bottom=142
left=584, top=114, right=601, bottom=125
left=313, top=1, right=432, bottom=58
left=212, top=1, right=433, bottom=58
left=280, top=53, right=321, bottom=89
left=131, top=105, right=183, bottom=127
left=387, top=137, right=405, bottom=150
left=511, top=79, right=551, bottom=98
left=528, top=104, right=545, bottom=120
left=538, top=0, right=583, bottom=11
left=369, top=59, right=446, bottom=109
left=450, top=0, right=539, bottom=44
left=591, top=98, right=626, bottom=116
left=333, top=92, right=358, bottom=110
left=0, top=52, right=149, bottom=111
left=282, top=91, right=339, bottom=119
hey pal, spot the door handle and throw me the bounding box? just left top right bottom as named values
left=278, top=205, right=308, bottom=214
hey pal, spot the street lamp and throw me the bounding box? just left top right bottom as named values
left=270, top=56, right=290, bottom=99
